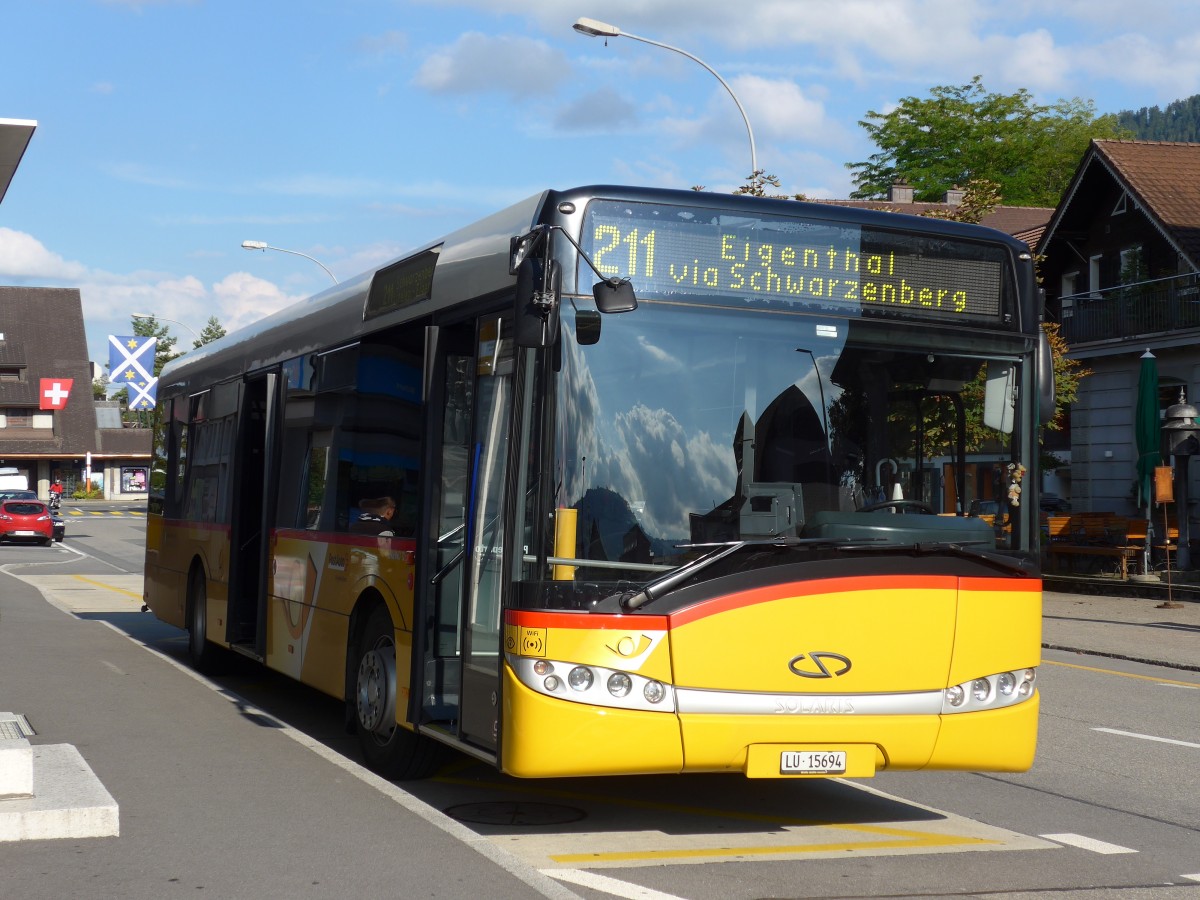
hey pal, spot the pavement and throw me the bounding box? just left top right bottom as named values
left=0, top=562, right=1196, bottom=898
left=1042, top=587, right=1200, bottom=673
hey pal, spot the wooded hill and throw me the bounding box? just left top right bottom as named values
left=1117, top=94, right=1200, bottom=142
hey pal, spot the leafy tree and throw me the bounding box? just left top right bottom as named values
left=1118, top=93, right=1200, bottom=142
left=847, top=76, right=1129, bottom=207
left=194, top=315, right=226, bottom=349
left=732, top=170, right=807, bottom=200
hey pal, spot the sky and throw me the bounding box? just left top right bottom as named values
left=2, top=0, right=1199, bottom=376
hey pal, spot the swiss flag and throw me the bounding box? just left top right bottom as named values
left=39, top=378, right=74, bottom=410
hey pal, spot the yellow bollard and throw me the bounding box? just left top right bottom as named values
left=553, top=508, right=577, bottom=581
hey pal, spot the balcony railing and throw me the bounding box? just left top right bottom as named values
left=1060, top=272, right=1200, bottom=345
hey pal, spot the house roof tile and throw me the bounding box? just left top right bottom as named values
left=1090, top=139, right=1200, bottom=266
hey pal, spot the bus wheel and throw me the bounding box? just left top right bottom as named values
left=353, top=605, right=441, bottom=780
left=187, top=568, right=222, bottom=673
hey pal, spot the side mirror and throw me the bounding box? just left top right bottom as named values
left=514, top=257, right=561, bottom=348
left=983, top=361, right=1015, bottom=434
left=575, top=309, right=601, bottom=345
left=593, top=278, right=637, bottom=314
left=1037, top=328, right=1056, bottom=425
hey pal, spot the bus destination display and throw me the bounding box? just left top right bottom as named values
left=582, top=200, right=1007, bottom=324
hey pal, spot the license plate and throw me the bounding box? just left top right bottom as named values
left=14, top=530, right=38, bottom=536
left=780, top=750, right=846, bottom=774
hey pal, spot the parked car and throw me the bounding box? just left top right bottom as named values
left=0, top=498, right=58, bottom=545
left=0, top=489, right=38, bottom=501
left=1040, top=493, right=1071, bottom=513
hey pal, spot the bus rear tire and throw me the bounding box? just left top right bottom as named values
left=353, top=604, right=441, bottom=780
left=187, top=568, right=223, bottom=673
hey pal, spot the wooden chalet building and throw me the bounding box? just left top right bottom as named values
left=1038, top=139, right=1200, bottom=517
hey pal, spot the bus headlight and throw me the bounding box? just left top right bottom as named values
left=943, top=668, right=1037, bottom=713
left=509, top=656, right=675, bottom=712
left=568, top=666, right=594, bottom=691
left=607, top=672, right=632, bottom=697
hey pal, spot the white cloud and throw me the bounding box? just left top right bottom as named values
left=414, top=32, right=569, bottom=98
left=0, top=228, right=89, bottom=280
left=555, top=88, right=640, bottom=132
left=994, top=29, right=1071, bottom=93
left=210, top=272, right=302, bottom=332
left=732, top=75, right=836, bottom=142
left=0, top=227, right=305, bottom=364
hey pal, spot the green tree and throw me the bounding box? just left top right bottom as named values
left=194, top=315, right=226, bottom=349
left=847, top=76, right=1129, bottom=207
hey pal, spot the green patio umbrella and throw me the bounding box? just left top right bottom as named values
left=1135, top=350, right=1160, bottom=572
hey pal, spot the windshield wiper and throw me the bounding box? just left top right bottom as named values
left=620, top=536, right=884, bottom=610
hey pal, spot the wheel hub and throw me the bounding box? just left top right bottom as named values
left=356, top=643, right=396, bottom=735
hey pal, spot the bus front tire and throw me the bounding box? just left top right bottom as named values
left=353, top=605, right=440, bottom=780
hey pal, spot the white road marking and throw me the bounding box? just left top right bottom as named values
left=1039, top=833, right=1136, bottom=854
left=1093, top=727, right=1200, bottom=749
left=91, top=621, right=583, bottom=900
left=546, top=869, right=686, bottom=900
left=1182, top=873, right=1200, bottom=883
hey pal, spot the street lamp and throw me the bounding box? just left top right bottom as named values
left=572, top=17, right=758, bottom=177
left=241, top=240, right=337, bottom=284
left=131, top=312, right=200, bottom=342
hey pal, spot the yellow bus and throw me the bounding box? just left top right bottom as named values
left=143, top=185, right=1051, bottom=779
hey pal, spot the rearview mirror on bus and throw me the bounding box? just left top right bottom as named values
left=593, top=278, right=637, bottom=314
left=1036, top=328, right=1056, bottom=425
left=983, top=362, right=1015, bottom=434
left=514, top=256, right=561, bottom=348
left=575, top=309, right=601, bottom=345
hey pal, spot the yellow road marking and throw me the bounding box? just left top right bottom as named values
left=434, top=771, right=1002, bottom=863
left=1044, top=659, right=1199, bottom=688
left=70, top=574, right=143, bottom=600
left=550, top=830, right=997, bottom=863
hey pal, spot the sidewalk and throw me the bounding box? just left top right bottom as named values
left=1042, top=588, right=1200, bottom=672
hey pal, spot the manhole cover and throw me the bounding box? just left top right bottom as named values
left=444, top=801, right=586, bottom=826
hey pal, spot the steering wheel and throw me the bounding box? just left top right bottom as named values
left=858, top=500, right=935, bottom=514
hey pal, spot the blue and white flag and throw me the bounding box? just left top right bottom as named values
left=108, top=335, right=158, bottom=410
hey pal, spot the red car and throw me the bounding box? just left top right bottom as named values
left=0, top=498, right=57, bottom=545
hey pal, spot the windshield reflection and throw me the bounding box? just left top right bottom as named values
left=541, top=302, right=1027, bottom=586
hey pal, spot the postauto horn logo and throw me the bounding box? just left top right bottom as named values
left=788, top=652, right=852, bottom=679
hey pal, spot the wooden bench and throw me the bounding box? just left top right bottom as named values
left=1045, top=514, right=1147, bottom=580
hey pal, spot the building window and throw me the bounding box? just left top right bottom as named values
left=2, top=408, right=32, bottom=428
left=1119, top=246, right=1145, bottom=285
left=0, top=367, right=22, bottom=382
left=0, top=408, right=53, bottom=429
left=1088, top=255, right=1103, bottom=297
left=1112, top=192, right=1127, bottom=215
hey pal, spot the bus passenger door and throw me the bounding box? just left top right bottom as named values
left=459, top=318, right=514, bottom=751
left=422, top=317, right=513, bottom=754
left=226, top=371, right=278, bottom=657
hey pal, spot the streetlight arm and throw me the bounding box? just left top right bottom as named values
left=131, top=312, right=200, bottom=341
left=241, top=240, right=338, bottom=284
left=573, top=18, right=757, bottom=177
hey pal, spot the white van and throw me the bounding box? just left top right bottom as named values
left=0, top=467, right=29, bottom=491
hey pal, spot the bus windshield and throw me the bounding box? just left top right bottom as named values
left=525, top=299, right=1033, bottom=604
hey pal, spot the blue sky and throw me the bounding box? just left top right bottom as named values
left=2, top=0, right=1199, bottom=373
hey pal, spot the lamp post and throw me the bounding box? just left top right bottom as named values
left=241, top=240, right=337, bottom=284
left=131, top=312, right=200, bottom=342
left=572, top=17, right=758, bottom=178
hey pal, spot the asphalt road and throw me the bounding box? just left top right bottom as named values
left=0, top=512, right=1197, bottom=899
